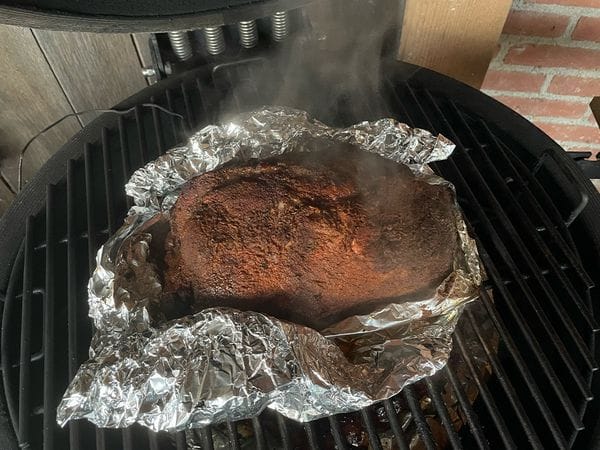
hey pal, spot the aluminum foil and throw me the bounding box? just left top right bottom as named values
left=56, top=106, right=483, bottom=432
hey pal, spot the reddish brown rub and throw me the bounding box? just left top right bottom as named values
left=163, top=146, right=458, bottom=330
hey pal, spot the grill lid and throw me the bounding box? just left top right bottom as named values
left=0, top=0, right=313, bottom=32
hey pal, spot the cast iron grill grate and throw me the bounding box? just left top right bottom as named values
left=0, top=59, right=599, bottom=449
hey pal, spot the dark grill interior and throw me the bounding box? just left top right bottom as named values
left=0, top=59, right=599, bottom=449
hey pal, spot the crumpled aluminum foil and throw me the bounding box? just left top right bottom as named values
left=56, top=106, right=483, bottom=432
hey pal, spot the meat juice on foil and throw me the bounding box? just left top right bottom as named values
left=56, top=107, right=484, bottom=434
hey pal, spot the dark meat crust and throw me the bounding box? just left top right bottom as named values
left=163, top=146, right=458, bottom=330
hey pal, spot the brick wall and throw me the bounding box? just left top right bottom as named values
left=481, top=0, right=600, bottom=158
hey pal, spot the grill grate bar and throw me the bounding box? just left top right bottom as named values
left=221, top=68, right=243, bottom=113
left=18, top=217, right=34, bottom=448
left=135, top=106, right=148, bottom=164
left=195, top=77, right=216, bottom=125
left=200, top=427, right=214, bottom=450
left=84, top=145, right=107, bottom=450
left=194, top=78, right=210, bottom=121
left=418, top=89, right=593, bottom=411
left=164, top=88, right=182, bottom=143
left=360, top=408, right=384, bottom=450
left=385, top=81, right=571, bottom=446
left=175, top=431, right=186, bottom=450
left=403, top=385, right=436, bottom=450
left=95, top=428, right=106, bottom=450
left=304, top=421, right=320, bottom=450
left=66, top=161, right=81, bottom=450
left=451, top=103, right=598, bottom=350
left=43, top=185, right=56, bottom=450
left=275, top=415, right=291, bottom=450
left=444, top=364, right=490, bottom=449
left=117, top=117, right=133, bottom=210
left=226, top=420, right=241, bottom=450
left=382, top=399, right=410, bottom=450
left=244, top=70, right=264, bottom=107
left=101, top=128, right=117, bottom=236
left=180, top=83, right=195, bottom=133
left=423, top=378, right=463, bottom=450
left=1, top=243, right=22, bottom=435
left=252, top=417, right=266, bottom=450
left=83, top=145, right=97, bottom=272
left=482, top=122, right=594, bottom=291
left=148, top=430, right=160, bottom=450
left=454, top=328, right=515, bottom=448
left=121, top=427, right=133, bottom=450
left=328, top=416, right=349, bottom=450
left=150, top=96, right=166, bottom=155
left=466, top=308, right=544, bottom=449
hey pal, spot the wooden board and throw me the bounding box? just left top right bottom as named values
left=398, top=0, right=512, bottom=88
left=33, top=30, right=147, bottom=124
left=0, top=25, right=81, bottom=190
left=0, top=26, right=147, bottom=213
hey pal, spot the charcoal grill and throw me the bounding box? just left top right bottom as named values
left=1, top=1, right=600, bottom=448
left=0, top=56, right=599, bottom=450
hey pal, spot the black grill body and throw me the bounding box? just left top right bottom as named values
left=0, top=0, right=313, bottom=32
left=0, top=59, right=599, bottom=450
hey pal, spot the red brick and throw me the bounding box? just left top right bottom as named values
left=482, top=71, right=545, bottom=92
left=503, top=10, right=569, bottom=38
left=531, top=0, right=600, bottom=6
left=548, top=75, right=600, bottom=97
left=536, top=122, right=600, bottom=144
left=504, top=45, right=600, bottom=70
left=496, top=96, right=589, bottom=118
left=572, top=17, right=600, bottom=42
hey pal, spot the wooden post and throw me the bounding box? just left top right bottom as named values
left=398, top=0, right=512, bottom=88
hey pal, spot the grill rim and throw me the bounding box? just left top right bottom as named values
left=0, top=60, right=599, bottom=449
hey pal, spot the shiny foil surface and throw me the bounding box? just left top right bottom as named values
left=56, top=107, right=483, bottom=432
